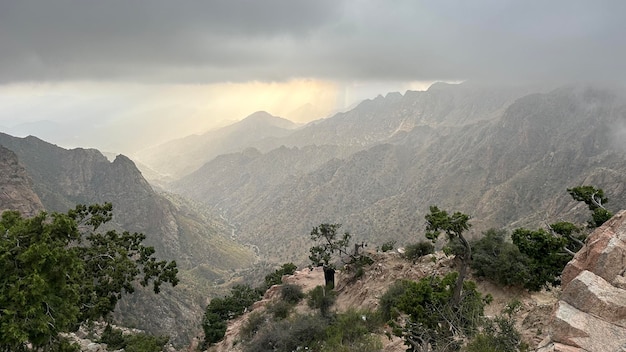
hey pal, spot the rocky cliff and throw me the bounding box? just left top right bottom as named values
left=539, top=210, right=626, bottom=351
left=0, top=145, right=44, bottom=216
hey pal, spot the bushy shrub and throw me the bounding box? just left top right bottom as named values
left=308, top=285, right=337, bottom=317
left=100, top=325, right=168, bottom=352
left=280, top=284, right=304, bottom=304
left=267, top=300, right=293, bottom=320
left=466, top=301, right=528, bottom=352
left=202, top=284, right=263, bottom=346
left=378, top=280, right=413, bottom=322
left=100, top=324, right=126, bottom=350
left=344, top=254, right=375, bottom=282
left=243, top=314, right=327, bottom=352
left=243, top=310, right=383, bottom=352
left=470, top=229, right=532, bottom=287
left=323, top=309, right=383, bottom=350
left=240, top=311, right=266, bottom=340
left=201, top=312, right=227, bottom=347
left=55, top=338, right=80, bottom=352
left=263, top=263, right=298, bottom=290
left=512, top=228, right=571, bottom=290
left=124, top=333, right=169, bottom=352
left=380, top=273, right=487, bottom=350
left=381, top=240, right=396, bottom=252
left=403, top=241, right=434, bottom=262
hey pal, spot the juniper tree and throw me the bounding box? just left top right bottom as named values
left=0, top=203, right=178, bottom=351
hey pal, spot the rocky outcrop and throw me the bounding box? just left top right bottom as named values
left=0, top=145, right=44, bottom=216
left=539, top=211, right=626, bottom=351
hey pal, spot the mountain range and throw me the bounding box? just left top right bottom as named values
left=157, top=83, right=626, bottom=263
left=4, top=81, right=626, bottom=347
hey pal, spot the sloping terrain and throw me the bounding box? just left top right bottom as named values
left=170, top=84, right=626, bottom=263
left=209, top=251, right=557, bottom=352
left=0, top=133, right=255, bottom=344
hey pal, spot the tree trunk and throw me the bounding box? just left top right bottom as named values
left=323, top=267, right=336, bottom=289
left=452, top=234, right=471, bottom=306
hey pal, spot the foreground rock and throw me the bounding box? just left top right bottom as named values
left=539, top=210, right=626, bottom=351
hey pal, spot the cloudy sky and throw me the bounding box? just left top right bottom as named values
left=1, top=0, right=625, bottom=153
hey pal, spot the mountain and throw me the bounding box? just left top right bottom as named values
left=0, top=145, right=44, bottom=216
left=133, top=111, right=300, bottom=179
left=170, top=84, right=626, bottom=264
left=0, top=133, right=255, bottom=345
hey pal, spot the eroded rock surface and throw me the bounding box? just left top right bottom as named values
left=539, top=210, right=626, bottom=351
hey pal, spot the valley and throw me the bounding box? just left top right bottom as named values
left=3, top=82, right=626, bottom=349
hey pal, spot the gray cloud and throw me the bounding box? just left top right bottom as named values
left=1, top=0, right=625, bottom=84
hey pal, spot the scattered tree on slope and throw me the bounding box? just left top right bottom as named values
left=567, top=185, right=613, bottom=228
left=308, top=223, right=372, bottom=289
left=424, top=206, right=472, bottom=306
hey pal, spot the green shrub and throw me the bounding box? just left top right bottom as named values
left=381, top=240, right=396, bottom=252
left=403, top=241, right=434, bottom=262
left=202, top=312, right=227, bottom=347
left=308, top=285, right=337, bottom=317
left=512, top=228, right=571, bottom=290
left=324, top=309, right=382, bottom=348
left=380, top=273, right=487, bottom=350
left=100, top=324, right=126, bottom=350
left=466, top=301, right=528, bottom=352
left=202, top=284, right=263, bottom=346
left=263, top=263, right=298, bottom=290
left=470, top=229, right=532, bottom=287
left=124, top=333, right=169, bottom=352
left=55, top=338, right=80, bottom=352
left=100, top=325, right=168, bottom=352
left=243, top=309, right=384, bottom=352
left=267, top=300, right=293, bottom=320
left=378, top=280, right=413, bottom=322
left=240, top=311, right=266, bottom=340
left=243, top=314, right=327, bottom=352
left=280, top=284, right=305, bottom=304
left=592, top=208, right=613, bottom=227
left=344, top=254, right=374, bottom=282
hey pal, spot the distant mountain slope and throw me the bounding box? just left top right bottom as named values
left=142, top=83, right=532, bottom=183
left=260, top=82, right=532, bottom=149
left=0, top=133, right=255, bottom=344
left=134, top=111, right=299, bottom=179
left=0, top=145, right=44, bottom=216
left=170, top=84, right=626, bottom=263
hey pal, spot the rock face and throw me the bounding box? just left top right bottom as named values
left=0, top=145, right=44, bottom=216
left=540, top=210, right=626, bottom=351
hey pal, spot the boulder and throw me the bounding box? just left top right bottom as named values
left=561, top=211, right=626, bottom=288
left=541, top=210, right=626, bottom=351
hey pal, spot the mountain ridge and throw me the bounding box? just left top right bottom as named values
left=134, top=111, right=299, bottom=179
left=0, top=133, right=256, bottom=344
left=169, top=84, right=626, bottom=264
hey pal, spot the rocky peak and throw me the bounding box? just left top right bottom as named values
left=539, top=210, right=626, bottom=351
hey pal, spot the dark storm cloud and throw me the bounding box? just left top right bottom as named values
left=1, top=0, right=625, bottom=84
